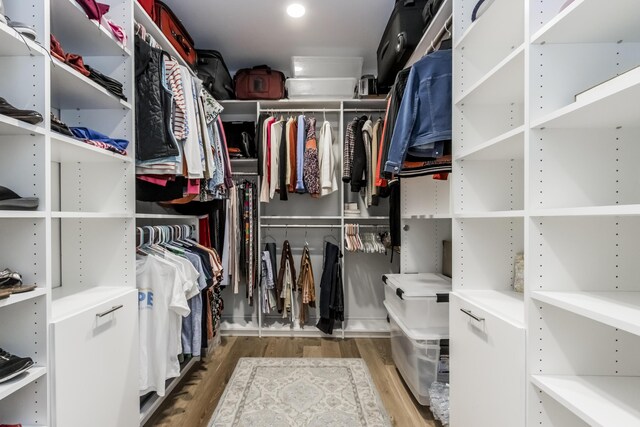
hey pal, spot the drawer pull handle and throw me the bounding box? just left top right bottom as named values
left=460, top=308, right=484, bottom=322
left=96, top=305, right=123, bottom=318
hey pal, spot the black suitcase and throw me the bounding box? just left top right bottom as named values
left=196, top=50, right=235, bottom=100
left=377, top=0, right=441, bottom=89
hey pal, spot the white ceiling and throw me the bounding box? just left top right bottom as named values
left=162, top=0, right=395, bottom=76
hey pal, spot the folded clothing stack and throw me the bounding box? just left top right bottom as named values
left=85, top=65, right=126, bottom=100
left=70, top=127, right=129, bottom=156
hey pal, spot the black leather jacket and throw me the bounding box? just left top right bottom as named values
left=135, top=36, right=179, bottom=161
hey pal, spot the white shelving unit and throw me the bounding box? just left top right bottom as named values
left=0, top=0, right=136, bottom=425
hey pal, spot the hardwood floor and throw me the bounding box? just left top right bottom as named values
left=146, top=337, right=441, bottom=427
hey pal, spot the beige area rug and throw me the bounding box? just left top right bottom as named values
left=209, top=358, right=392, bottom=427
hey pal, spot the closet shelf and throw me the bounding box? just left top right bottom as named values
left=51, top=133, right=133, bottom=164
left=531, top=205, right=640, bottom=217
left=261, top=216, right=342, bottom=221
left=0, top=287, right=46, bottom=309
left=0, top=21, right=46, bottom=57
left=52, top=0, right=131, bottom=57
left=402, top=213, right=451, bottom=220
left=0, top=366, right=46, bottom=401
left=454, top=0, right=523, bottom=53
left=219, top=100, right=258, bottom=116
left=342, top=98, right=388, bottom=110
left=454, top=290, right=524, bottom=328
left=403, top=0, right=452, bottom=68
left=51, top=58, right=132, bottom=111
left=345, top=216, right=389, bottom=221
left=52, top=212, right=132, bottom=219
left=52, top=286, right=132, bottom=322
left=455, top=126, right=524, bottom=161
left=259, top=99, right=343, bottom=110
left=532, top=291, right=640, bottom=337
left=139, top=356, right=200, bottom=425
left=135, top=213, right=199, bottom=220
left=0, top=114, right=46, bottom=137
left=531, top=375, right=640, bottom=426
left=532, top=66, right=640, bottom=129
left=0, top=211, right=45, bottom=219
left=133, top=2, right=193, bottom=74
left=455, top=45, right=524, bottom=106
left=455, top=210, right=524, bottom=219
left=531, top=0, right=640, bottom=44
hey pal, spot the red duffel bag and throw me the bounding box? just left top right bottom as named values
left=234, top=65, right=286, bottom=100
left=153, top=1, right=196, bottom=68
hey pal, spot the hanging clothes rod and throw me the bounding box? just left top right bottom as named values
left=232, top=171, right=259, bottom=176
left=259, top=108, right=341, bottom=113
left=260, top=224, right=340, bottom=229
left=426, top=15, right=453, bottom=56
left=343, top=109, right=387, bottom=112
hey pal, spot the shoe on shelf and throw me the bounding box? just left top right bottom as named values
left=6, top=18, right=37, bottom=41
left=51, top=113, right=74, bottom=137
left=0, top=268, right=21, bottom=287
left=0, top=97, right=43, bottom=125
left=0, top=289, right=10, bottom=300
left=0, top=348, right=34, bottom=383
left=0, top=186, right=38, bottom=210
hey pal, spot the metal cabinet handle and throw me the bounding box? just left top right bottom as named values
left=460, top=308, right=484, bottom=322
left=96, top=305, right=123, bottom=318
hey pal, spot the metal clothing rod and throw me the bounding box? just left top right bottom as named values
left=346, top=225, right=388, bottom=229
left=343, top=109, right=387, bottom=112
left=426, top=15, right=453, bottom=56
left=232, top=172, right=259, bottom=176
left=259, top=109, right=341, bottom=113
left=260, top=224, right=340, bottom=229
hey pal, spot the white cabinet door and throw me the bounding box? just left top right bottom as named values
left=52, top=290, right=138, bottom=427
left=450, top=293, right=526, bottom=427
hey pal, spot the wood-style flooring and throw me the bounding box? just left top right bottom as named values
left=146, top=336, right=440, bottom=427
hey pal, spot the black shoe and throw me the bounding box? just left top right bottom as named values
left=0, top=97, right=43, bottom=125
left=0, top=186, right=39, bottom=210
left=51, top=113, right=74, bottom=137
left=0, top=348, right=34, bottom=383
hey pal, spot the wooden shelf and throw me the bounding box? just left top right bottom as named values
left=51, top=0, right=131, bottom=57
left=532, top=291, right=640, bottom=337
left=0, top=287, right=46, bottom=309
left=0, top=366, right=46, bottom=400
left=51, top=58, right=131, bottom=111
left=532, top=66, right=640, bottom=129
left=0, top=21, right=46, bottom=56
left=51, top=133, right=132, bottom=163
left=456, top=126, right=524, bottom=161
left=455, top=290, right=525, bottom=328
left=455, top=45, right=524, bottom=105
left=532, top=0, right=640, bottom=44
left=532, top=375, right=640, bottom=426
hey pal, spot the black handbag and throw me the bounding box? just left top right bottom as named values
left=196, top=50, right=235, bottom=100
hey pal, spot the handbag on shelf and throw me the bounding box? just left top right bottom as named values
left=234, top=65, right=286, bottom=100
left=153, top=1, right=196, bottom=67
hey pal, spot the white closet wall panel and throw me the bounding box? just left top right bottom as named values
left=0, top=219, right=46, bottom=287
left=402, top=219, right=451, bottom=274
left=59, top=162, right=133, bottom=213
left=0, top=137, right=46, bottom=210
left=403, top=176, right=450, bottom=218
left=455, top=159, right=524, bottom=212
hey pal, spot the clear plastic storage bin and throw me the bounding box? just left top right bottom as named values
left=386, top=302, right=449, bottom=406
left=383, top=273, right=451, bottom=330
left=286, top=77, right=357, bottom=99
left=292, top=56, right=363, bottom=79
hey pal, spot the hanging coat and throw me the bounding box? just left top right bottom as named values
left=316, top=241, right=344, bottom=335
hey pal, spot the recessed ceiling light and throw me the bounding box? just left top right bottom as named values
left=287, top=4, right=306, bottom=18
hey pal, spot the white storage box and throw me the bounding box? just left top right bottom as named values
left=286, top=77, right=357, bottom=99
left=383, top=273, right=451, bottom=330
left=385, top=302, right=449, bottom=406
left=292, top=56, right=363, bottom=79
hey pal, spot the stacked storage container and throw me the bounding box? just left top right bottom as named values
left=286, top=56, right=362, bottom=99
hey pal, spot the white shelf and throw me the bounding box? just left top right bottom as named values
left=532, top=0, right=640, bottom=44
left=532, top=205, right=640, bottom=217
left=261, top=216, right=342, bottom=220
left=139, top=356, right=200, bottom=425
left=135, top=213, right=199, bottom=220
left=455, top=0, right=523, bottom=51
left=342, top=98, right=388, bottom=110
left=0, top=211, right=45, bottom=219
left=0, top=366, right=46, bottom=400
left=51, top=133, right=132, bottom=163
left=51, top=58, right=131, bottom=110
left=532, top=291, right=640, bottom=337
left=455, top=45, right=524, bottom=105
left=51, top=0, right=131, bottom=57
left=532, top=66, right=640, bottom=129
left=133, top=2, right=194, bottom=74
left=0, top=21, right=46, bottom=56
left=0, top=287, right=46, bottom=309
left=402, top=213, right=451, bottom=220
left=344, top=216, right=389, bottom=221
left=52, top=286, right=132, bottom=322
left=454, top=290, right=524, bottom=328
left=0, top=114, right=45, bottom=137
left=531, top=375, right=640, bottom=427
left=455, top=210, right=524, bottom=219
left=456, top=126, right=525, bottom=161
left=404, top=0, right=452, bottom=68
left=52, top=212, right=132, bottom=219
left=219, top=100, right=258, bottom=116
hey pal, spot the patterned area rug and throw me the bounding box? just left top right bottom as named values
left=210, top=358, right=392, bottom=427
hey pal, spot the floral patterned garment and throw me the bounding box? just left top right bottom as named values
left=303, top=117, right=320, bottom=197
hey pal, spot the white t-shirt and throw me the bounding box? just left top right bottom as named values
left=137, top=254, right=190, bottom=397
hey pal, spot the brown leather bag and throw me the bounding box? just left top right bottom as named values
left=234, top=65, right=286, bottom=100
left=153, top=1, right=196, bottom=68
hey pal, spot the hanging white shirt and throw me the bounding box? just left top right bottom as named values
left=180, top=66, right=204, bottom=178
left=269, top=120, right=284, bottom=199
left=318, top=120, right=338, bottom=196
